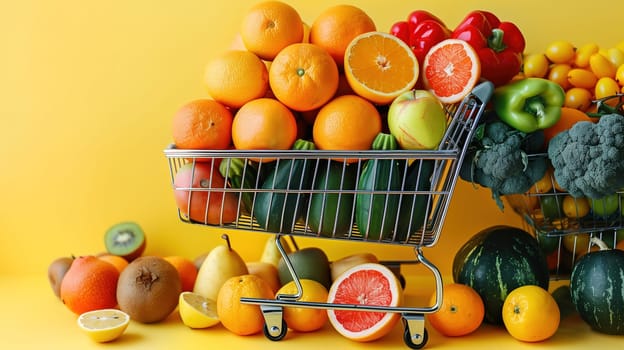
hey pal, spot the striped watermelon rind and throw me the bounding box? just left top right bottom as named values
left=452, top=225, right=550, bottom=324
left=570, top=249, right=624, bottom=335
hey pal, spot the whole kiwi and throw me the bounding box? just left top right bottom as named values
left=117, top=256, right=181, bottom=323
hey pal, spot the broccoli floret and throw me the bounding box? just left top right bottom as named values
left=547, top=113, right=624, bottom=198
left=459, top=120, right=547, bottom=209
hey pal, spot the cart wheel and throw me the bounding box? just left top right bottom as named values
left=403, top=326, right=428, bottom=349
left=263, top=319, right=287, bottom=341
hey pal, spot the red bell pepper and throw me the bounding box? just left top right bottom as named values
left=452, top=10, right=526, bottom=86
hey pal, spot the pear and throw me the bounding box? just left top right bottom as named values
left=330, top=253, right=378, bottom=281
left=260, top=235, right=292, bottom=267
left=193, top=234, right=248, bottom=301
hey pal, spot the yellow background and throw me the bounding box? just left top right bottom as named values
left=2, top=0, right=624, bottom=349
left=7, top=0, right=623, bottom=277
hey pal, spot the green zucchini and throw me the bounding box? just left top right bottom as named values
left=307, top=160, right=358, bottom=237
left=355, top=133, right=401, bottom=241
left=395, top=159, right=435, bottom=241
left=253, top=139, right=316, bottom=233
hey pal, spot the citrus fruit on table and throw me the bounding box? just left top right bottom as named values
left=172, top=99, right=233, bottom=150
left=217, top=274, right=275, bottom=336
left=98, top=254, right=129, bottom=274
left=240, top=0, right=304, bottom=61
left=344, top=31, right=419, bottom=105
left=77, top=309, right=130, bottom=343
left=309, top=4, right=376, bottom=68
left=502, top=285, right=560, bottom=342
left=312, top=94, right=381, bottom=163
left=60, top=255, right=119, bottom=315
left=326, top=263, right=403, bottom=342
left=427, top=283, right=484, bottom=337
left=164, top=255, right=198, bottom=292
left=269, top=42, right=339, bottom=112
left=203, top=50, right=269, bottom=109
left=422, top=38, right=481, bottom=104
left=178, top=291, right=220, bottom=329
left=231, top=98, right=298, bottom=161
left=277, top=279, right=329, bottom=333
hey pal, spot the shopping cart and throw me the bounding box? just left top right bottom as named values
left=164, top=81, right=494, bottom=349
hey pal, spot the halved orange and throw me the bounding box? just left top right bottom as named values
left=422, top=39, right=480, bottom=104
left=344, top=31, right=419, bottom=105
left=326, top=263, right=402, bottom=342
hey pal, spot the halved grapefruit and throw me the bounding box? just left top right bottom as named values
left=422, top=39, right=481, bottom=104
left=326, top=263, right=403, bottom=342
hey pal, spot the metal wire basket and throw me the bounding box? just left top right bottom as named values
left=163, top=81, right=494, bottom=349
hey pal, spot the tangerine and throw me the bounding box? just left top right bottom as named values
left=60, top=255, right=120, bottom=315
left=502, top=285, right=560, bottom=342
left=309, top=4, right=376, bottom=68
left=269, top=43, right=339, bottom=112
left=277, top=279, right=329, bottom=333
left=164, top=255, right=198, bottom=293
left=217, top=274, right=275, bottom=336
left=427, top=283, right=484, bottom=337
left=422, top=39, right=481, bottom=104
left=240, top=1, right=304, bottom=61
left=312, top=94, right=381, bottom=163
left=231, top=98, right=298, bottom=161
left=204, top=50, right=269, bottom=109
left=326, top=263, right=402, bottom=342
left=344, top=31, right=419, bottom=105
left=98, top=254, right=129, bottom=274
left=172, top=99, right=233, bottom=150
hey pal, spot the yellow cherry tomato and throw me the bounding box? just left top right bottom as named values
left=595, top=77, right=620, bottom=99
left=615, top=64, right=624, bottom=86
left=545, top=40, right=576, bottom=64
left=548, top=63, right=572, bottom=90
left=606, top=47, right=624, bottom=67
left=523, top=53, right=550, bottom=78
left=574, top=43, right=599, bottom=68
left=589, top=53, right=616, bottom=79
left=567, top=68, right=598, bottom=89
left=564, top=87, right=593, bottom=111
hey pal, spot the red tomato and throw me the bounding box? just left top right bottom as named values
left=173, top=161, right=239, bottom=225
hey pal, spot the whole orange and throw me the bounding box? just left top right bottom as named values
left=240, top=1, right=304, bottom=61
left=217, top=274, right=275, bottom=336
left=427, top=283, right=485, bottom=337
left=312, top=94, right=381, bottom=162
left=204, top=50, right=269, bottom=109
left=309, top=4, right=376, bottom=68
left=502, top=285, right=560, bottom=342
left=269, top=43, right=339, bottom=112
left=276, top=279, right=328, bottom=333
left=98, top=254, right=129, bottom=274
left=164, top=256, right=198, bottom=293
left=231, top=98, right=297, bottom=160
left=60, top=255, right=120, bottom=315
left=172, top=99, right=233, bottom=150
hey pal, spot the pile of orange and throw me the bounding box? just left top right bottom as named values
left=171, top=1, right=426, bottom=155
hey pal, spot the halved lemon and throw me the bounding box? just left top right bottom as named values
left=178, top=291, right=220, bottom=329
left=77, top=309, right=129, bottom=343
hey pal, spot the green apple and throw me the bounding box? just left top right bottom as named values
left=590, top=193, right=619, bottom=218
left=387, top=90, right=447, bottom=150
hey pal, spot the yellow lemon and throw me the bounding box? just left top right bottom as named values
left=77, top=309, right=129, bottom=343
left=178, top=291, right=220, bottom=329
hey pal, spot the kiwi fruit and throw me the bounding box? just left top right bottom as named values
left=104, top=221, right=146, bottom=261
left=47, top=256, right=74, bottom=298
left=116, top=256, right=181, bottom=323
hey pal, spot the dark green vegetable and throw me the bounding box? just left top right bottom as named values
left=493, top=77, right=565, bottom=133
left=395, top=159, right=434, bottom=242
left=570, top=238, right=624, bottom=335
left=307, top=160, right=357, bottom=237
left=453, top=225, right=550, bottom=324
left=253, top=139, right=316, bottom=233
left=355, top=133, right=401, bottom=241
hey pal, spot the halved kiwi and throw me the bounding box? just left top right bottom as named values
left=104, top=221, right=146, bottom=261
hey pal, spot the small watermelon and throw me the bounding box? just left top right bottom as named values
left=452, top=225, right=550, bottom=324
left=570, top=246, right=624, bottom=335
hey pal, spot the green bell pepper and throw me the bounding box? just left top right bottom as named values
left=493, top=78, right=565, bottom=133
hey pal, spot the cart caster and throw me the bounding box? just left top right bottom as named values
left=263, top=319, right=287, bottom=341
left=260, top=304, right=287, bottom=341
left=402, top=313, right=428, bottom=349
